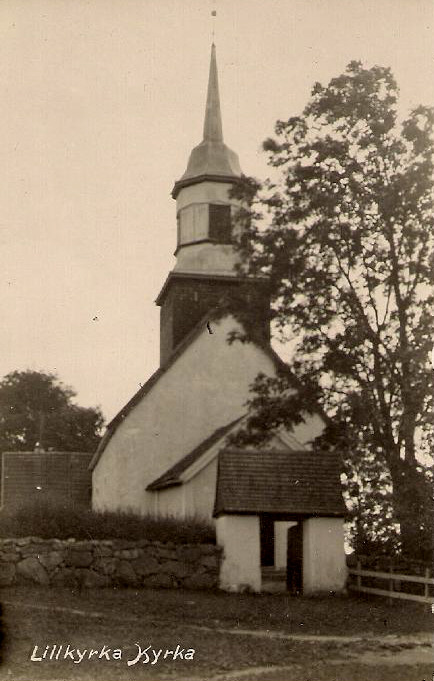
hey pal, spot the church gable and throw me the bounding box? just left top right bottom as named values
left=91, top=314, right=283, bottom=513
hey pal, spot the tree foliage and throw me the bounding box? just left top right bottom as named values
left=0, top=370, right=104, bottom=453
left=232, top=61, right=434, bottom=557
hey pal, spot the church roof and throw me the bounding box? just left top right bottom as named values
left=146, top=416, right=243, bottom=491
left=214, top=449, right=346, bottom=517
left=172, top=44, right=241, bottom=199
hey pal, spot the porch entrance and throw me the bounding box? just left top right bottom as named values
left=260, top=515, right=303, bottom=593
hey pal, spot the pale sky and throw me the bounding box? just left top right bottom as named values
left=1, top=0, right=433, bottom=423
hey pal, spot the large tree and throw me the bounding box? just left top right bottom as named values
left=232, top=61, right=433, bottom=558
left=0, top=370, right=104, bottom=453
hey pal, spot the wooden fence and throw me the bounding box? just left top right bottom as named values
left=348, top=560, right=434, bottom=605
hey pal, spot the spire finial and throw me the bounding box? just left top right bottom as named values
left=203, top=43, right=223, bottom=142
left=211, top=0, right=217, bottom=42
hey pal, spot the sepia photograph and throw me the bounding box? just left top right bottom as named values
left=0, top=0, right=433, bottom=679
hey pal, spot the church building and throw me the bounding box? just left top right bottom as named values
left=90, top=45, right=347, bottom=594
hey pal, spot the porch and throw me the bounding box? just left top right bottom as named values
left=214, top=448, right=347, bottom=594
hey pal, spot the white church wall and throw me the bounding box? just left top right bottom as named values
left=91, top=426, right=145, bottom=513
left=154, top=486, right=185, bottom=518
left=184, top=457, right=218, bottom=519
left=153, top=458, right=218, bottom=521
left=92, top=315, right=278, bottom=514
left=302, top=517, right=347, bottom=594
left=291, top=413, right=325, bottom=448
left=216, top=515, right=261, bottom=592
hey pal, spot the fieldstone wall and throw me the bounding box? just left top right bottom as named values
left=0, top=537, right=220, bottom=590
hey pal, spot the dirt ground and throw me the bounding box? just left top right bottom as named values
left=0, top=586, right=432, bottom=681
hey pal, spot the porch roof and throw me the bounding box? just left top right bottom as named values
left=214, top=449, right=346, bottom=517
left=146, top=417, right=243, bottom=491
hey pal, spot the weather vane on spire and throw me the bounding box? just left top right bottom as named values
left=210, top=0, right=217, bottom=43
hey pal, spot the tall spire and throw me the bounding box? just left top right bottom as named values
left=203, top=43, right=223, bottom=142
left=172, top=43, right=241, bottom=198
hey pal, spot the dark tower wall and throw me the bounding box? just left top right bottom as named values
left=158, top=274, right=270, bottom=366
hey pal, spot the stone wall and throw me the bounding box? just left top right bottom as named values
left=0, top=538, right=220, bottom=590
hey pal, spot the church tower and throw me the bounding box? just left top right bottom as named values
left=156, top=44, right=269, bottom=365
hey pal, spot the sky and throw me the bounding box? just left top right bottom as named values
left=1, top=0, right=433, bottom=424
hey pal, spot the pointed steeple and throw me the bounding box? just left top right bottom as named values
left=157, top=44, right=269, bottom=365
left=172, top=44, right=241, bottom=198
left=203, top=44, right=223, bottom=142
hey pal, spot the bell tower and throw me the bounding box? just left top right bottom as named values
left=156, top=44, right=269, bottom=365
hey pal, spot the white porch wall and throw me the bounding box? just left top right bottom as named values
left=302, top=517, right=347, bottom=594
left=216, top=515, right=261, bottom=592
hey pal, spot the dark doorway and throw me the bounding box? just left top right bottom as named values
left=287, top=523, right=303, bottom=594
left=260, top=515, right=274, bottom=567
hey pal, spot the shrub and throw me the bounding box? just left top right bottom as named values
left=0, top=498, right=216, bottom=544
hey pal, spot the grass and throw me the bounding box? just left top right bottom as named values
left=0, top=586, right=432, bottom=681
left=0, top=499, right=216, bottom=544
left=12, top=585, right=430, bottom=637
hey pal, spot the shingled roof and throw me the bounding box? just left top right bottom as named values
left=214, top=449, right=346, bottom=517
left=146, top=416, right=243, bottom=491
